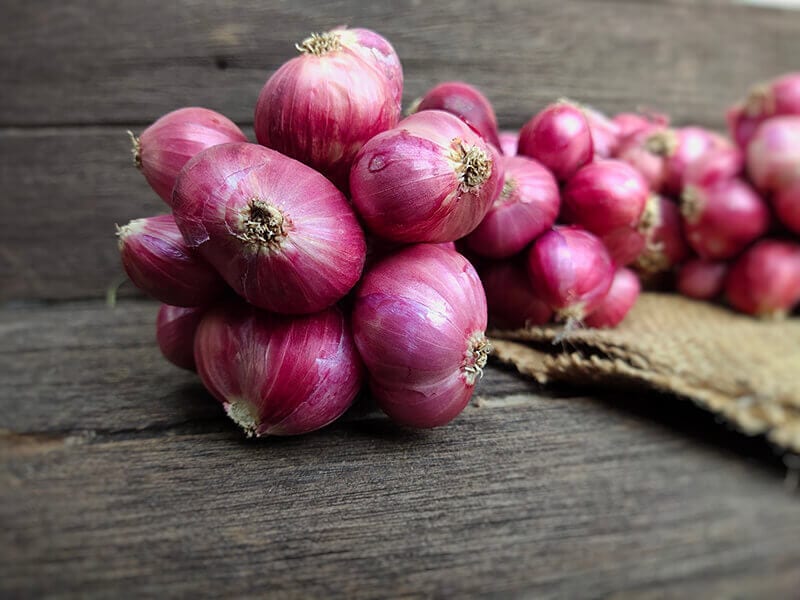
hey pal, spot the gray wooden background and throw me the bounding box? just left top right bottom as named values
left=2, top=1, right=799, bottom=597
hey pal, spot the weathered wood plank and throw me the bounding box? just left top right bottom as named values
left=1, top=0, right=799, bottom=129
left=1, top=300, right=799, bottom=598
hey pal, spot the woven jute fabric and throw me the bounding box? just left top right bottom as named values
left=491, top=293, right=800, bottom=453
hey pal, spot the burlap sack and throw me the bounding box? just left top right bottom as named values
left=491, top=293, right=800, bottom=453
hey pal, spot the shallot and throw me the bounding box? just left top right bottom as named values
left=746, top=115, right=800, bottom=193
left=614, top=124, right=674, bottom=192
left=663, top=127, right=729, bottom=195
left=582, top=105, right=621, bottom=158
left=774, top=178, right=800, bottom=234
left=498, top=130, right=519, bottom=156
left=634, top=195, right=690, bottom=274
left=585, top=268, right=640, bottom=328
left=156, top=304, right=206, bottom=370
left=480, top=259, right=552, bottom=329
left=676, top=259, right=729, bottom=301
left=725, top=240, right=800, bottom=318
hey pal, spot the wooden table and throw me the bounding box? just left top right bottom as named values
left=2, top=1, right=799, bottom=597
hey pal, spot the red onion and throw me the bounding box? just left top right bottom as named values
left=172, top=142, right=366, bottom=315
left=414, top=81, right=502, bottom=149
left=743, top=72, right=800, bottom=120
left=254, top=28, right=401, bottom=190
left=156, top=304, right=206, bottom=370
left=614, top=125, right=674, bottom=192
left=634, top=195, right=690, bottom=274
left=663, top=127, right=729, bottom=195
left=498, top=130, right=519, bottom=156
left=563, top=159, right=651, bottom=265
left=527, top=226, right=614, bottom=322
left=725, top=240, right=800, bottom=318
left=582, top=105, right=621, bottom=158
left=116, top=214, right=225, bottom=307
left=130, top=107, right=247, bottom=206
left=746, top=116, right=800, bottom=193
left=684, top=144, right=744, bottom=187
left=612, top=111, right=669, bottom=141
left=518, top=101, right=593, bottom=181
left=585, top=268, right=640, bottom=328
left=464, top=155, right=560, bottom=258
left=350, top=110, right=503, bottom=243
left=194, top=302, right=363, bottom=436
left=726, top=105, right=763, bottom=149
left=774, top=178, right=800, bottom=234
left=480, top=260, right=552, bottom=329
left=676, top=259, right=729, bottom=301
left=681, top=178, right=770, bottom=260
left=352, top=244, right=489, bottom=428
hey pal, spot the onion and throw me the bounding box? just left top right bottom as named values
left=116, top=214, right=225, bottom=307
left=681, top=178, right=770, bottom=260
left=518, top=101, right=593, bottom=181
left=614, top=125, right=674, bottom=192
left=130, top=107, right=247, bottom=206
left=634, top=195, right=690, bottom=274
left=172, top=142, right=366, bottom=315
left=774, top=178, right=800, bottom=234
left=581, top=105, right=621, bottom=158
left=350, top=110, right=504, bottom=243
left=563, top=159, right=651, bottom=265
left=413, top=81, right=502, bottom=148
left=663, top=127, right=729, bottom=195
left=676, top=258, right=729, bottom=301
left=527, top=226, right=615, bottom=322
left=254, top=28, right=402, bottom=190
left=743, top=72, right=800, bottom=120
left=194, top=302, right=363, bottom=436
left=725, top=240, right=800, bottom=318
left=156, top=304, right=206, bottom=370
left=464, top=155, right=560, bottom=258
left=585, top=268, right=640, bottom=328
left=480, top=259, right=552, bottom=329
left=746, top=115, right=800, bottom=193
left=684, top=144, right=744, bottom=187
left=726, top=106, right=762, bottom=149
left=352, top=244, right=489, bottom=428
left=498, top=130, right=519, bottom=156
left=612, top=111, right=670, bottom=141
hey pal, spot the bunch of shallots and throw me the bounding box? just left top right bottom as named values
left=118, top=26, right=800, bottom=438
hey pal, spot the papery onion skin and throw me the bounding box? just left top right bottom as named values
left=614, top=125, right=674, bottom=193
left=741, top=72, right=800, bottom=121
left=352, top=244, right=489, bottom=429
left=746, top=116, right=800, bottom=193
left=194, top=302, right=363, bottom=437
left=156, top=304, right=206, bottom=370
left=681, top=178, right=770, bottom=260
left=684, top=144, right=744, bottom=187
left=338, top=27, right=404, bottom=107
left=585, top=268, right=640, bottom=328
left=664, top=127, right=729, bottom=195
left=480, top=259, right=552, bottom=329
left=132, top=107, right=247, bottom=206
left=518, top=102, right=594, bottom=181
left=117, top=214, right=226, bottom=307
left=582, top=105, right=621, bottom=158
left=634, top=195, right=690, bottom=274
left=526, top=226, right=614, bottom=322
left=415, top=81, right=502, bottom=149
left=563, top=159, right=650, bottom=265
left=254, top=28, right=401, bottom=191
left=350, top=110, right=504, bottom=243
left=612, top=111, right=670, bottom=142
left=498, top=130, right=519, bottom=156
left=676, top=258, right=729, bottom=301
left=725, top=240, right=800, bottom=318
left=172, top=142, right=366, bottom=315
left=465, top=155, right=559, bottom=259
left=726, top=105, right=763, bottom=149
left=774, top=178, right=800, bottom=234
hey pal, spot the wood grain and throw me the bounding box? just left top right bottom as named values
left=1, top=300, right=799, bottom=598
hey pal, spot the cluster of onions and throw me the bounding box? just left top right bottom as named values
left=118, top=28, right=800, bottom=439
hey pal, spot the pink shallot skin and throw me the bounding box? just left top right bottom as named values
left=156, top=304, right=207, bottom=371
left=172, top=142, right=366, bottom=315
left=350, top=110, right=504, bottom=243
left=480, top=259, right=552, bottom=329
left=352, top=244, right=489, bottom=429
left=338, top=27, right=404, bottom=107
left=518, top=102, right=594, bottom=182
left=585, top=268, right=641, bottom=328
left=135, top=107, right=247, bottom=206
left=527, top=226, right=614, bottom=322
left=254, top=29, right=401, bottom=191
left=774, top=178, right=800, bottom=235
left=117, top=214, right=226, bottom=307
left=465, top=155, right=560, bottom=259
left=729, top=72, right=800, bottom=148
left=725, top=240, right=800, bottom=318
left=684, top=144, right=744, bottom=188
left=664, top=127, right=730, bottom=196
left=746, top=115, right=800, bottom=193
left=676, top=259, right=729, bottom=301
left=614, top=124, right=672, bottom=193
left=194, top=302, right=363, bottom=437
left=582, top=105, right=622, bottom=158
left=612, top=111, right=669, bottom=142
left=415, top=81, right=502, bottom=149
left=634, top=195, right=690, bottom=274
left=498, top=130, right=519, bottom=156
left=681, top=178, right=770, bottom=260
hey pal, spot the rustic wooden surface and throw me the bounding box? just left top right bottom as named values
left=2, top=0, right=800, bottom=597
